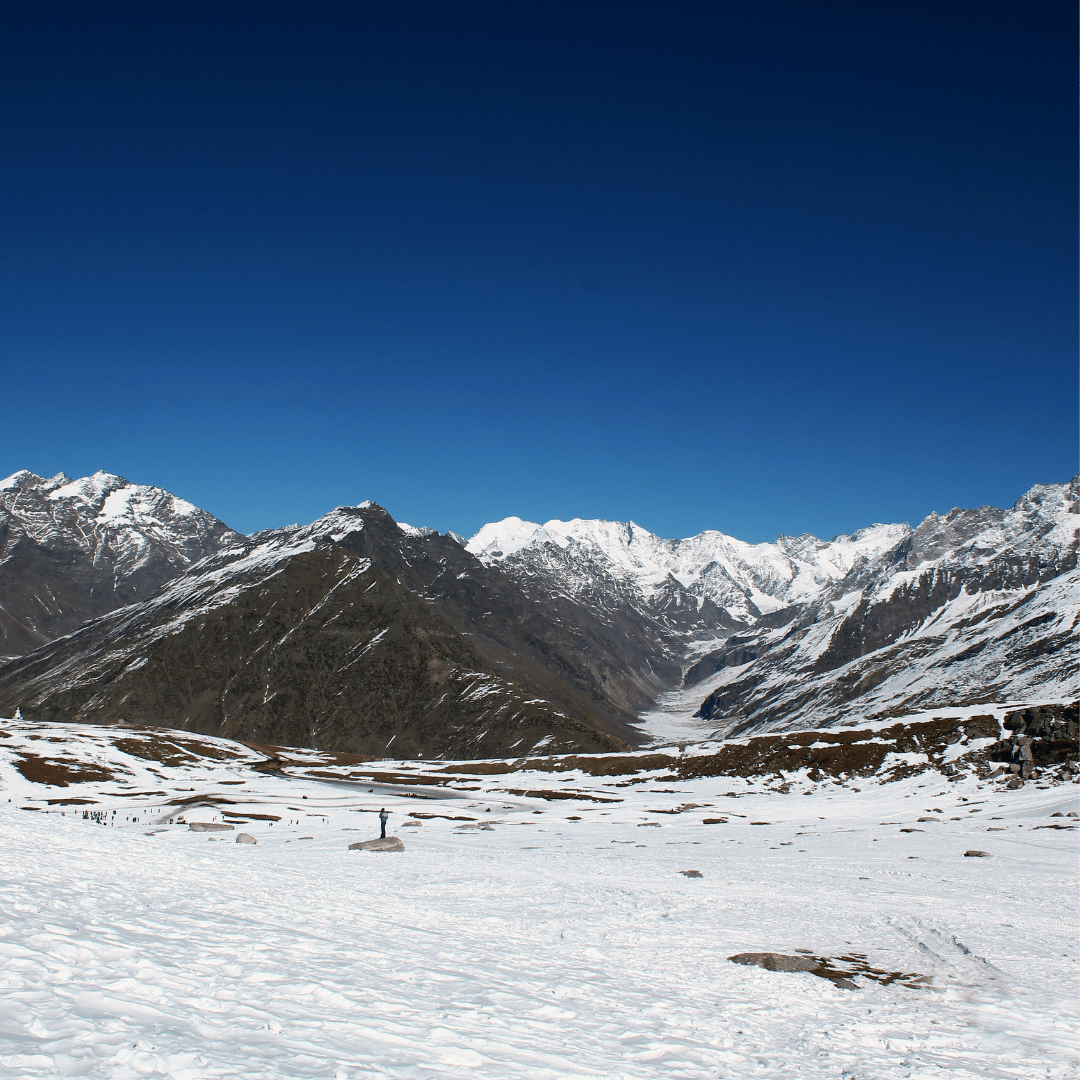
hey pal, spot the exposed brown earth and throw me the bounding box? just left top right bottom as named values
left=3, top=706, right=1076, bottom=805
left=350, top=707, right=1078, bottom=788
left=498, top=788, right=622, bottom=803
left=13, top=753, right=122, bottom=787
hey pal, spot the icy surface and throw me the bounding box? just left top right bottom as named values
left=0, top=720, right=1075, bottom=1079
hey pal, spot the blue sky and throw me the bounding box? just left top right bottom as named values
left=1, top=1, right=1074, bottom=541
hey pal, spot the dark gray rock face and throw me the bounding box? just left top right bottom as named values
left=0, top=471, right=242, bottom=657
left=684, top=637, right=762, bottom=687
left=984, top=703, right=1079, bottom=779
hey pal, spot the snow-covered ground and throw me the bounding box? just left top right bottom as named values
left=0, top=720, right=1076, bottom=1079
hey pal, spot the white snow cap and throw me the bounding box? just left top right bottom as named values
left=0, top=470, right=71, bottom=492
left=467, top=517, right=549, bottom=557
left=466, top=512, right=916, bottom=620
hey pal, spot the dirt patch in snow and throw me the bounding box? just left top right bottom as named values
left=108, top=732, right=254, bottom=770
left=13, top=753, right=120, bottom=787
left=500, top=788, right=622, bottom=803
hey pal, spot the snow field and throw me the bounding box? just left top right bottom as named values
left=0, top=746, right=1076, bottom=1080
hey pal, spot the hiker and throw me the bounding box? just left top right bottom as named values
left=379, top=808, right=389, bottom=839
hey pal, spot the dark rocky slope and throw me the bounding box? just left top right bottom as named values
left=0, top=504, right=650, bottom=757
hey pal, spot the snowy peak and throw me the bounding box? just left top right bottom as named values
left=2, top=469, right=237, bottom=556
left=466, top=479, right=1078, bottom=628
left=465, top=478, right=1078, bottom=737
left=469, top=516, right=658, bottom=561
left=468, top=517, right=548, bottom=558
left=0, top=470, right=244, bottom=656
left=0, top=469, right=72, bottom=493
left=47, top=470, right=132, bottom=506
left=467, top=513, right=914, bottom=622
left=901, top=476, right=1078, bottom=572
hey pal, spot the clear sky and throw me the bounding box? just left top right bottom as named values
left=1, top=1, right=1074, bottom=542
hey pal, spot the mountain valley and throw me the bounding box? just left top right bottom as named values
left=0, top=469, right=1076, bottom=756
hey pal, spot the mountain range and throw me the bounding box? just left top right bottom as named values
left=0, top=468, right=1075, bottom=756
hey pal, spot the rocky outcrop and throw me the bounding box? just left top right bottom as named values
left=984, top=703, right=1079, bottom=782
left=728, top=952, right=930, bottom=990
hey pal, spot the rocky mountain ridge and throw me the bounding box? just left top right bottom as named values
left=0, top=470, right=242, bottom=658
left=469, top=477, right=1080, bottom=736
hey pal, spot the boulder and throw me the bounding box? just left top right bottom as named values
left=964, top=849, right=992, bottom=858
left=349, top=836, right=405, bottom=852
left=189, top=822, right=234, bottom=832
left=680, top=869, right=703, bottom=878
left=730, top=952, right=817, bottom=973
left=730, top=951, right=930, bottom=990
left=235, top=833, right=257, bottom=844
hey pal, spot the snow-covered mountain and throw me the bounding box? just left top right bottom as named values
left=469, top=477, right=1080, bottom=736
left=469, top=515, right=910, bottom=624
left=0, top=470, right=243, bottom=657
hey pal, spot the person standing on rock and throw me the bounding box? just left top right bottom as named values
left=379, top=808, right=389, bottom=839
